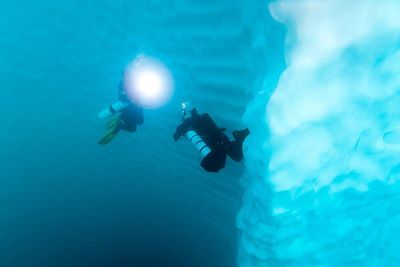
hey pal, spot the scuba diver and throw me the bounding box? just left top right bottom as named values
left=173, top=101, right=249, bottom=172
left=98, top=79, right=144, bottom=145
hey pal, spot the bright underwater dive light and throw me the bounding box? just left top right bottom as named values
left=98, top=55, right=174, bottom=119
left=123, top=55, right=174, bottom=109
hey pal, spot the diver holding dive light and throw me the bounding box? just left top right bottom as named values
left=97, top=55, right=173, bottom=145
left=98, top=78, right=144, bottom=145
left=173, top=101, right=249, bottom=172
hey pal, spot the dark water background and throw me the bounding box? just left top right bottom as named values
left=0, top=1, right=263, bottom=266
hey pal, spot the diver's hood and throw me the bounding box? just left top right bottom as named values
left=181, top=101, right=195, bottom=120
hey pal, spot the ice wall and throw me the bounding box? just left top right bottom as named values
left=238, top=1, right=400, bottom=266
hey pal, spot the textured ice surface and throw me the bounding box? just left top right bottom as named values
left=238, top=1, right=400, bottom=266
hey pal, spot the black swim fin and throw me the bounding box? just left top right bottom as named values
left=232, top=128, right=250, bottom=144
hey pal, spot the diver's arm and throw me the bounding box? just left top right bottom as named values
left=173, top=120, right=191, bottom=141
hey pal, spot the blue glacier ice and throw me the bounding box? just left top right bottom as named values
left=238, top=1, right=400, bottom=266
left=1, top=0, right=400, bottom=266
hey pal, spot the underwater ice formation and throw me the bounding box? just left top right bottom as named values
left=238, top=1, right=400, bottom=266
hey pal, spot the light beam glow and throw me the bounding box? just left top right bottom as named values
left=123, top=55, right=174, bottom=108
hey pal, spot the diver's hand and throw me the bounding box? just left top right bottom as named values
left=173, top=132, right=180, bottom=141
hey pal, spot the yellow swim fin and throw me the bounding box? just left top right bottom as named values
left=98, top=128, right=119, bottom=145
left=98, top=115, right=122, bottom=145
left=106, top=115, right=122, bottom=130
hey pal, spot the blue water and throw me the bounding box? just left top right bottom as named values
left=3, top=0, right=400, bottom=267
left=1, top=1, right=273, bottom=266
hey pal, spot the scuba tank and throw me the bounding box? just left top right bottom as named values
left=98, top=79, right=131, bottom=120
left=98, top=101, right=129, bottom=120
left=186, top=130, right=211, bottom=157
left=181, top=101, right=211, bottom=158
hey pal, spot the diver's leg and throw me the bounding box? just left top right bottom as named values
left=200, top=150, right=226, bottom=172
left=226, top=141, right=243, bottom=162
left=120, top=110, right=138, bottom=132
left=117, top=121, right=136, bottom=132
left=227, top=128, right=250, bottom=162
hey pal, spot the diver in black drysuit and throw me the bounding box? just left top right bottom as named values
left=98, top=81, right=144, bottom=145
left=173, top=106, right=249, bottom=172
left=117, top=83, right=144, bottom=132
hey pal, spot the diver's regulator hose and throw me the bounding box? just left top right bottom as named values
left=98, top=101, right=129, bottom=120
left=186, top=130, right=211, bottom=157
